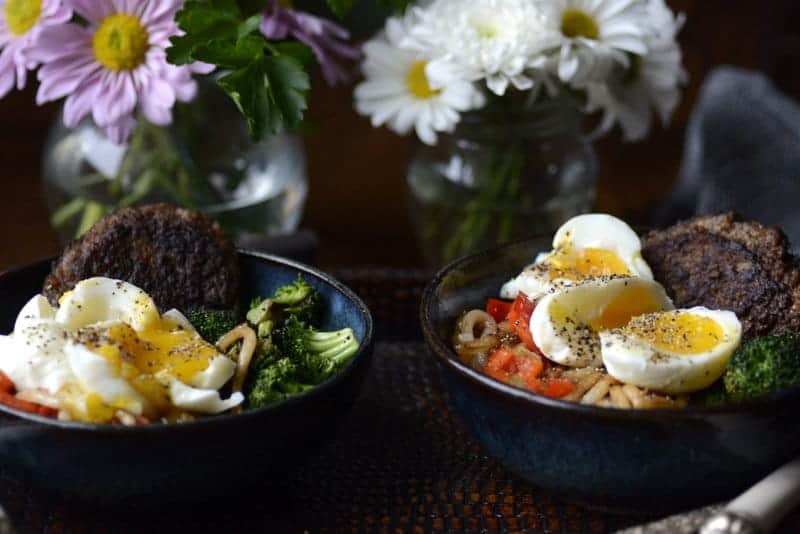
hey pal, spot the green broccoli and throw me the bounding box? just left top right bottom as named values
left=242, top=276, right=356, bottom=410
left=275, top=316, right=359, bottom=383
left=246, top=276, right=322, bottom=330
left=246, top=357, right=315, bottom=409
left=723, top=333, right=800, bottom=401
left=185, top=309, right=239, bottom=343
left=272, top=276, right=322, bottom=324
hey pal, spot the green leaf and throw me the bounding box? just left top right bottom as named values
left=237, top=13, right=262, bottom=38
left=167, top=1, right=242, bottom=65
left=216, top=51, right=309, bottom=141
left=192, top=34, right=265, bottom=69
left=263, top=54, right=310, bottom=130
left=326, top=0, right=358, bottom=18
left=271, top=41, right=314, bottom=68
left=217, top=62, right=271, bottom=140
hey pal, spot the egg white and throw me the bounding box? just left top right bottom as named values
left=0, top=319, right=73, bottom=394
left=600, top=307, right=742, bottom=394
left=501, top=214, right=653, bottom=300
left=56, top=278, right=161, bottom=332
left=530, top=277, right=674, bottom=368
left=66, top=342, right=149, bottom=415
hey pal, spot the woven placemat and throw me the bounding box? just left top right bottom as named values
left=0, top=342, right=643, bottom=533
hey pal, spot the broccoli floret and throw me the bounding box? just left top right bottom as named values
left=724, top=333, right=800, bottom=401
left=272, top=276, right=322, bottom=325
left=245, top=277, right=322, bottom=331
left=246, top=357, right=315, bottom=409
left=246, top=298, right=274, bottom=326
left=185, top=309, right=239, bottom=343
left=274, top=316, right=359, bottom=384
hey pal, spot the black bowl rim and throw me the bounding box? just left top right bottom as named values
left=0, top=250, right=374, bottom=433
left=420, top=236, right=800, bottom=421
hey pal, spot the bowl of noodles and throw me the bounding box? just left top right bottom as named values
left=420, top=226, right=800, bottom=513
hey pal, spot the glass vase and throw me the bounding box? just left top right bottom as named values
left=406, top=97, right=598, bottom=267
left=41, top=80, right=308, bottom=246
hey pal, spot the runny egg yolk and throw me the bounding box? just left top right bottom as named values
left=547, top=247, right=631, bottom=281
left=588, top=285, right=664, bottom=331
left=624, top=312, right=725, bottom=355
left=104, top=322, right=217, bottom=381
left=86, top=322, right=220, bottom=417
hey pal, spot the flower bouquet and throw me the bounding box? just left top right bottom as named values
left=0, top=0, right=371, bottom=240
left=354, top=0, right=687, bottom=265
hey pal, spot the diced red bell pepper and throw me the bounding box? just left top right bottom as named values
left=515, top=354, right=545, bottom=390
left=485, top=298, right=512, bottom=323
left=507, top=293, right=540, bottom=353
left=0, top=371, right=15, bottom=394
left=530, top=378, right=576, bottom=399
left=485, top=348, right=517, bottom=383
left=0, top=391, right=58, bottom=417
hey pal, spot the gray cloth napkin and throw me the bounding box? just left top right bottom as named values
left=656, top=66, right=800, bottom=248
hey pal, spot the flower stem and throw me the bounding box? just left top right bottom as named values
left=442, top=142, right=526, bottom=263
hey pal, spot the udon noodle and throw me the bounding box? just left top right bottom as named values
left=453, top=309, right=688, bottom=410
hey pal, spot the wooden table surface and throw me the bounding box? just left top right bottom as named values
left=0, top=0, right=797, bottom=271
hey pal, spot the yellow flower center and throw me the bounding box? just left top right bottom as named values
left=561, top=9, right=599, bottom=40
left=406, top=61, right=441, bottom=100
left=4, top=0, right=42, bottom=36
left=92, top=14, right=150, bottom=72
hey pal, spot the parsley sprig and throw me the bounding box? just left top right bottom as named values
left=166, top=0, right=411, bottom=141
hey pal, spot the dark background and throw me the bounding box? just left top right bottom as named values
left=1, top=0, right=798, bottom=271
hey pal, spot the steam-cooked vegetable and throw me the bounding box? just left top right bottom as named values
left=186, top=309, right=239, bottom=344
left=723, top=334, right=800, bottom=401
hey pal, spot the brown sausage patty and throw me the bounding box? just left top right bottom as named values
left=43, top=204, right=239, bottom=313
left=642, top=213, right=800, bottom=340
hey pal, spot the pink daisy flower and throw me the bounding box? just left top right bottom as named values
left=261, top=0, right=360, bottom=86
left=0, top=0, right=71, bottom=97
left=31, top=0, right=213, bottom=144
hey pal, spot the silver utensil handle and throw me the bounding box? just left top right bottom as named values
left=0, top=504, right=15, bottom=534
left=701, top=455, right=800, bottom=534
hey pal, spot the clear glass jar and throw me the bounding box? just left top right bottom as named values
left=406, top=98, right=598, bottom=267
left=41, top=80, right=308, bottom=245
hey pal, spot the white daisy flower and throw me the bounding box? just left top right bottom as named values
left=543, top=0, right=649, bottom=85
left=403, top=0, right=558, bottom=96
left=354, top=13, right=485, bottom=145
left=585, top=0, right=686, bottom=141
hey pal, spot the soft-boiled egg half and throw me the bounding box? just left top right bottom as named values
left=600, top=307, right=742, bottom=394
left=530, top=277, right=673, bottom=367
left=0, top=277, right=242, bottom=423
left=501, top=214, right=654, bottom=301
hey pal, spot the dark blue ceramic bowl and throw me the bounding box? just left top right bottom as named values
left=0, top=251, right=373, bottom=503
left=420, top=237, right=800, bottom=514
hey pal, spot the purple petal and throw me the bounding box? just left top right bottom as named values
left=27, top=24, right=91, bottom=63
left=41, top=2, right=73, bottom=23
left=260, top=16, right=291, bottom=40
left=140, top=98, right=172, bottom=126
left=139, top=0, right=180, bottom=27
left=14, top=52, right=27, bottom=90
left=93, top=71, right=137, bottom=127
left=0, top=47, right=16, bottom=98
left=104, top=115, right=137, bottom=145
left=36, top=52, right=98, bottom=103
left=69, top=0, right=114, bottom=23
left=62, top=72, right=102, bottom=126
left=260, top=6, right=358, bottom=86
